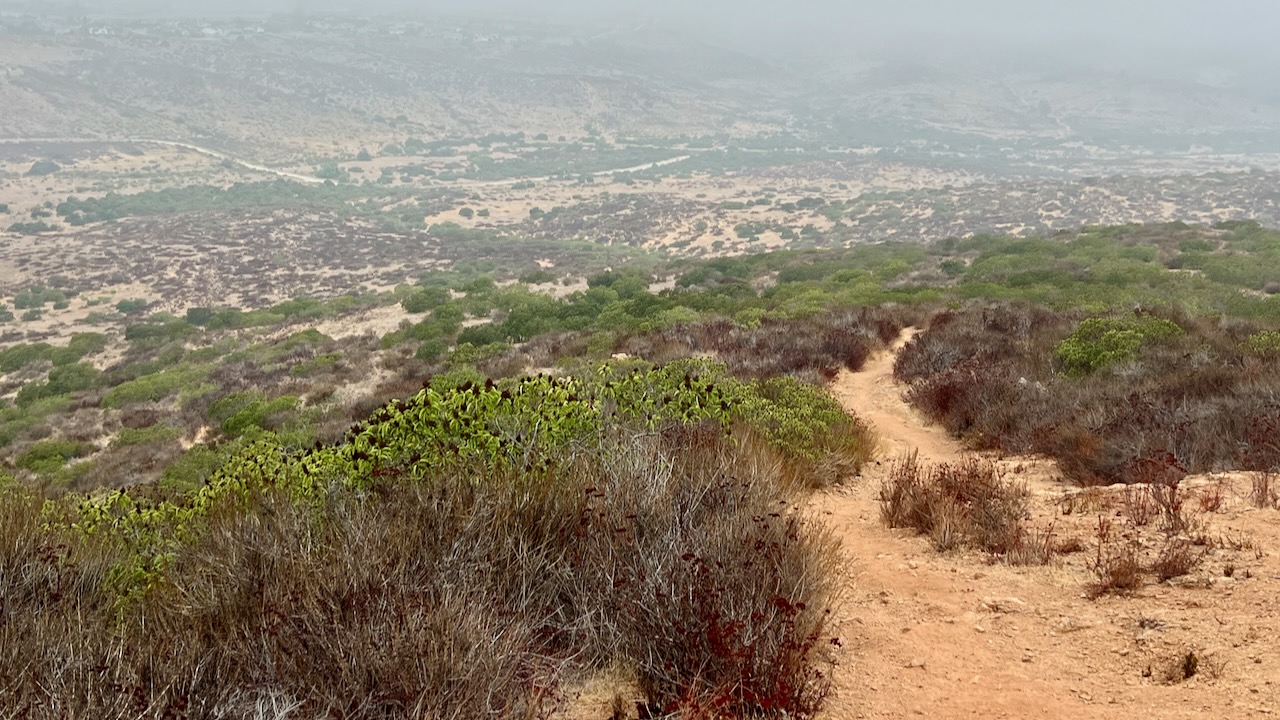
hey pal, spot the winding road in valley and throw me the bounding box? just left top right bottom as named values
left=0, top=137, right=696, bottom=188
left=0, top=137, right=329, bottom=184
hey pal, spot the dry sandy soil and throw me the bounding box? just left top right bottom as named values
left=567, top=332, right=1280, bottom=719
left=817, top=334, right=1279, bottom=719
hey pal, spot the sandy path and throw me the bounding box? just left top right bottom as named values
left=816, top=332, right=1105, bottom=720
left=826, top=328, right=963, bottom=465
left=813, top=330, right=1280, bottom=720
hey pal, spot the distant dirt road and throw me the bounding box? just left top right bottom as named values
left=0, top=137, right=695, bottom=188
left=455, top=154, right=693, bottom=188
left=0, top=137, right=327, bottom=184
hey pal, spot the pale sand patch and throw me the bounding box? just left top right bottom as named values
left=311, top=303, right=417, bottom=342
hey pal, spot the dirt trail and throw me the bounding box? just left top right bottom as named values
left=815, top=330, right=1279, bottom=719
left=827, top=328, right=962, bottom=465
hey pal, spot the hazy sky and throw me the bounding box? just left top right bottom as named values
left=21, top=0, right=1280, bottom=68
left=53, top=0, right=1278, bottom=37
left=399, top=0, right=1280, bottom=70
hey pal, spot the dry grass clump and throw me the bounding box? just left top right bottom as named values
left=1156, top=649, right=1227, bottom=684
left=878, top=453, right=1050, bottom=564
left=1151, top=539, right=1206, bottom=582
left=1125, top=454, right=1204, bottom=537
left=1086, top=517, right=1145, bottom=598
left=1088, top=480, right=1209, bottom=597
left=0, top=423, right=842, bottom=719
left=1251, top=471, right=1280, bottom=509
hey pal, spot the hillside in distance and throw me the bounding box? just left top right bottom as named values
left=2, top=11, right=1279, bottom=169
left=0, top=14, right=788, bottom=159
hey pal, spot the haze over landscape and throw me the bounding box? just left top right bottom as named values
left=1, top=1, right=1279, bottom=718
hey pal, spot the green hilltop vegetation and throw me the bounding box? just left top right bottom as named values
left=3, top=220, right=1280, bottom=716
left=1, top=221, right=1278, bottom=490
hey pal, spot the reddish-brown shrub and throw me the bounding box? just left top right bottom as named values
left=897, top=303, right=1280, bottom=485
left=615, top=306, right=907, bottom=381
left=1151, top=538, right=1205, bottom=582
left=1086, top=517, right=1144, bottom=598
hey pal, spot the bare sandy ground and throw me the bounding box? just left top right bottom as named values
left=815, top=333, right=1279, bottom=719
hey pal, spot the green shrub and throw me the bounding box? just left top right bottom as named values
left=456, top=324, right=506, bottom=347
left=401, top=286, right=450, bottom=314
left=517, top=269, right=557, bottom=285
left=26, top=159, right=60, bottom=176
left=1202, top=254, right=1273, bottom=289
left=0, top=343, right=55, bottom=372
left=939, top=259, right=967, bottom=277
left=110, top=425, right=184, bottom=449
left=13, top=286, right=68, bottom=309
left=450, top=342, right=510, bottom=366
left=160, top=443, right=234, bottom=492
left=315, top=163, right=349, bottom=182
left=102, top=366, right=212, bottom=408
left=415, top=339, right=449, bottom=361
left=269, top=297, right=327, bottom=320
left=185, top=307, right=216, bottom=325
left=7, top=221, right=56, bottom=234
left=1055, top=316, right=1184, bottom=376
left=16, top=439, right=93, bottom=476
left=741, top=376, right=860, bottom=463
left=209, top=391, right=301, bottom=438
left=66, top=333, right=109, bottom=358
left=0, top=412, right=41, bottom=449
left=290, top=352, right=342, bottom=377
left=116, top=299, right=149, bottom=315
left=1179, top=237, right=1215, bottom=253
left=1245, top=330, right=1280, bottom=358
left=125, top=318, right=195, bottom=345
left=16, top=363, right=102, bottom=407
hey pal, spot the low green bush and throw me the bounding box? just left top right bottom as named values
left=102, top=365, right=213, bottom=408
left=110, top=425, right=184, bottom=449
left=16, top=439, right=94, bottom=477
left=16, top=363, right=102, bottom=407
left=1245, top=330, right=1280, bottom=357
left=1055, top=316, right=1184, bottom=376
